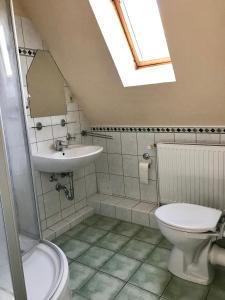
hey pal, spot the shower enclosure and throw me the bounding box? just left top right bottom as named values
left=0, top=0, right=41, bottom=298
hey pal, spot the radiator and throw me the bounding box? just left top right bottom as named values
left=157, top=143, right=225, bottom=210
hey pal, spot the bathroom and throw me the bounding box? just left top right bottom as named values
left=0, top=0, right=225, bottom=299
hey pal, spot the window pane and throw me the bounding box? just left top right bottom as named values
left=121, top=0, right=170, bottom=61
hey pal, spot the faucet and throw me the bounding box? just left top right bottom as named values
left=54, top=139, right=68, bottom=151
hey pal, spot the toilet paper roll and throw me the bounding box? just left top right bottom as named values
left=139, top=159, right=151, bottom=184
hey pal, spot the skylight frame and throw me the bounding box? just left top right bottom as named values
left=113, top=0, right=171, bottom=68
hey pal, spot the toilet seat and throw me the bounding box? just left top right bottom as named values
left=155, top=203, right=222, bottom=233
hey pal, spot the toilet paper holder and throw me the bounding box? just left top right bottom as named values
left=143, top=153, right=151, bottom=160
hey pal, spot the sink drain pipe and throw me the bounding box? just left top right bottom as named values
left=55, top=172, right=74, bottom=201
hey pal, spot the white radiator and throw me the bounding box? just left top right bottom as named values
left=157, top=143, right=225, bottom=210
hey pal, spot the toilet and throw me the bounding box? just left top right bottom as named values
left=155, top=203, right=225, bottom=285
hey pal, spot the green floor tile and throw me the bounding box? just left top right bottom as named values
left=211, top=266, right=225, bottom=291
left=69, top=262, right=95, bottom=291
left=206, top=287, right=225, bottom=300
left=101, top=254, right=141, bottom=281
left=145, top=247, right=170, bottom=270
left=83, top=215, right=101, bottom=226
left=76, top=246, right=114, bottom=269
left=113, top=222, right=141, bottom=237
left=53, top=234, right=70, bottom=246
left=74, top=227, right=107, bottom=244
left=129, top=263, right=171, bottom=296
left=60, top=239, right=90, bottom=259
left=79, top=272, right=124, bottom=300
left=65, top=224, right=87, bottom=238
left=115, top=284, right=158, bottom=300
left=158, top=238, right=173, bottom=250
left=96, top=232, right=129, bottom=251
left=162, top=276, right=208, bottom=300
left=72, top=292, right=88, bottom=300
left=134, top=228, right=162, bottom=245
left=94, top=216, right=119, bottom=231
left=120, top=239, right=155, bottom=261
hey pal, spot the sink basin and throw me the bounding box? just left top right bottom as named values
left=32, top=144, right=103, bottom=173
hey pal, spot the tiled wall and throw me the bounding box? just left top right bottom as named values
left=15, top=15, right=97, bottom=234
left=92, top=128, right=224, bottom=204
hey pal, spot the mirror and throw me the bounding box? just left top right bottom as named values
left=27, top=50, right=66, bottom=117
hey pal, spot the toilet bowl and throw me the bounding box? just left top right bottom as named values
left=155, top=203, right=225, bottom=285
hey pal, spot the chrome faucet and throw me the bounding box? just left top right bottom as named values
left=54, top=139, right=68, bottom=151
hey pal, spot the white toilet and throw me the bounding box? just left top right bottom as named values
left=155, top=203, right=225, bottom=285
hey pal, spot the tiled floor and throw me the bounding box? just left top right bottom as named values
left=53, top=214, right=225, bottom=300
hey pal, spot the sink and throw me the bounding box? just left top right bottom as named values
left=32, top=144, right=103, bottom=173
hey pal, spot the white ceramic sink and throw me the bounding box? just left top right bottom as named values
left=32, top=144, right=103, bottom=173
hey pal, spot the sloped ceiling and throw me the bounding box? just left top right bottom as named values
left=19, top=0, right=225, bottom=126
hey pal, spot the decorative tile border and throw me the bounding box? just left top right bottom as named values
left=18, top=47, right=37, bottom=57
left=91, top=126, right=225, bottom=134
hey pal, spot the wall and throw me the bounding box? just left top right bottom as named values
left=18, top=0, right=225, bottom=126
left=93, top=127, right=224, bottom=204
left=15, top=15, right=97, bottom=235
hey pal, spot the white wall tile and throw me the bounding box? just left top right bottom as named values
left=155, top=133, right=175, bottom=144
left=123, top=155, right=139, bottom=177
left=37, top=195, right=45, bottom=221
left=196, top=133, right=220, bottom=144
left=35, top=126, right=53, bottom=142
left=115, top=198, right=139, bottom=222
left=124, top=177, right=140, bottom=199
left=75, top=199, right=87, bottom=212
left=85, top=163, right=95, bottom=175
left=121, top=133, right=137, bottom=155
left=33, top=171, right=42, bottom=196
left=37, top=140, right=53, bottom=152
left=220, top=135, right=225, bottom=144
left=97, top=173, right=112, bottom=195
left=66, top=111, right=79, bottom=123
left=132, top=210, right=149, bottom=226
left=67, top=122, right=80, bottom=136
left=110, top=175, right=125, bottom=196
left=100, top=202, right=116, bottom=218
left=43, top=190, right=60, bottom=218
left=95, top=153, right=109, bottom=173
left=51, top=115, right=66, bottom=126
left=137, top=133, right=155, bottom=156
left=46, top=213, right=61, bottom=228
left=66, top=101, right=79, bottom=112
left=140, top=180, right=158, bottom=203
left=108, top=154, right=123, bottom=175
left=40, top=172, right=56, bottom=193
left=61, top=205, right=75, bottom=218
left=107, top=132, right=121, bottom=154
left=93, top=136, right=107, bottom=152
left=175, top=133, right=196, bottom=144
left=82, top=135, right=93, bottom=145
left=52, top=124, right=67, bottom=139
left=19, top=56, right=27, bottom=85
left=75, top=178, right=86, bottom=202
left=85, top=173, right=97, bottom=197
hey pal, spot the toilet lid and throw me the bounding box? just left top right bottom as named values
left=155, top=203, right=222, bottom=232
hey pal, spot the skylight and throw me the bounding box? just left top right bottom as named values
left=114, top=0, right=171, bottom=68
left=89, top=0, right=176, bottom=87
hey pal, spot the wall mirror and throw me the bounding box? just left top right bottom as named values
left=27, top=50, right=66, bottom=117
